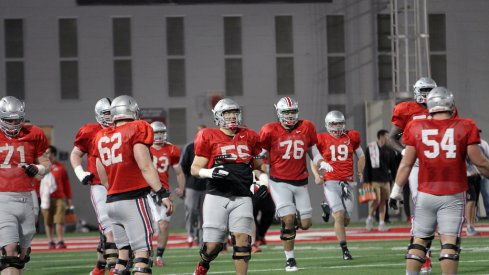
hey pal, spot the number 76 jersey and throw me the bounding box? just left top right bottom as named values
left=316, top=130, right=361, bottom=182
left=259, top=120, right=318, bottom=181
left=403, top=117, right=480, bottom=195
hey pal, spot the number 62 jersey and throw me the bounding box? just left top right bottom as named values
left=403, top=117, right=480, bottom=195
left=93, top=120, right=153, bottom=195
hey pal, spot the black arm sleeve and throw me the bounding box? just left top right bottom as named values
left=180, top=143, right=193, bottom=176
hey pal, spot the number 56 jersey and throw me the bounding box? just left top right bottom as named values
left=259, top=120, right=318, bottom=182
left=93, top=120, right=153, bottom=195
left=403, top=117, right=480, bottom=195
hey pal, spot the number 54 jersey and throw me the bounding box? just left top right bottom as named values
left=403, top=117, right=480, bottom=195
left=316, top=130, right=361, bottom=182
left=259, top=120, right=318, bottom=181
left=93, top=120, right=153, bottom=195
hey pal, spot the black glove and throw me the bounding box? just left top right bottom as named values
left=253, top=185, right=268, bottom=200
left=154, top=188, right=170, bottom=206
left=320, top=202, right=330, bottom=222
left=339, top=181, right=352, bottom=201
left=81, top=173, right=95, bottom=185
left=22, top=165, right=39, bottom=177
left=212, top=166, right=229, bottom=179
left=389, top=198, right=402, bottom=210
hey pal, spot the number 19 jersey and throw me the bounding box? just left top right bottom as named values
left=403, top=117, right=480, bottom=195
left=93, top=120, right=153, bottom=195
left=316, top=130, right=361, bottom=182
left=259, top=120, right=318, bottom=182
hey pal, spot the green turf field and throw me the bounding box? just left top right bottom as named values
left=25, top=237, right=489, bottom=275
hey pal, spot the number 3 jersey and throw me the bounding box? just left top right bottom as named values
left=403, top=117, right=480, bottom=195
left=93, top=120, right=153, bottom=195
left=73, top=123, right=103, bottom=185
left=150, top=143, right=181, bottom=191
left=0, top=124, right=49, bottom=192
left=316, top=130, right=361, bottom=182
left=259, top=120, right=318, bottom=184
left=194, top=127, right=262, bottom=197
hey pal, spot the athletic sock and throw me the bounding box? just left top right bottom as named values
left=157, top=247, right=165, bottom=258
left=285, top=250, right=295, bottom=260
left=340, top=241, right=348, bottom=252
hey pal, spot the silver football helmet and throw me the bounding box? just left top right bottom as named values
left=110, top=95, right=140, bottom=122
left=212, top=98, right=242, bottom=129
left=94, top=97, right=112, bottom=128
left=275, top=97, right=299, bottom=128
left=325, top=110, right=346, bottom=136
left=426, top=87, right=454, bottom=114
left=0, top=96, right=25, bottom=138
left=151, top=121, right=167, bottom=144
left=413, top=77, right=437, bottom=104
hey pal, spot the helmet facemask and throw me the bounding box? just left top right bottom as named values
left=96, top=110, right=112, bottom=128
left=327, top=121, right=345, bottom=137
left=0, top=118, right=24, bottom=138
left=153, top=131, right=167, bottom=144
left=215, top=109, right=242, bottom=130
left=278, top=109, right=299, bottom=128
left=413, top=77, right=437, bottom=105
left=414, top=87, right=434, bottom=104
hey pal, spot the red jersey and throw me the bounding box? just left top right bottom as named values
left=259, top=120, right=318, bottom=181
left=49, top=161, right=72, bottom=199
left=403, top=117, right=480, bottom=195
left=94, top=120, right=153, bottom=195
left=0, top=125, right=49, bottom=192
left=194, top=127, right=261, bottom=168
left=317, top=130, right=361, bottom=182
left=150, top=143, right=181, bottom=191
left=392, top=101, right=459, bottom=130
left=73, top=123, right=103, bottom=185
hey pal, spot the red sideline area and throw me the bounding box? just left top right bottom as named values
left=31, top=225, right=489, bottom=253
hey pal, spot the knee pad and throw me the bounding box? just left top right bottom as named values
left=112, top=269, right=131, bottom=275
left=230, top=234, right=251, bottom=262
left=405, top=238, right=428, bottom=263
left=132, top=257, right=152, bottom=274
left=280, top=221, right=296, bottom=241
left=0, top=245, right=29, bottom=271
left=104, top=242, right=118, bottom=260
left=439, top=239, right=461, bottom=262
left=200, top=243, right=223, bottom=263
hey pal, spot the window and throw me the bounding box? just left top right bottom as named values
left=275, top=15, right=294, bottom=95
left=4, top=19, right=25, bottom=99
left=429, top=14, right=446, bottom=86
left=168, top=108, right=187, bottom=145
left=377, top=14, right=392, bottom=96
left=59, top=18, right=79, bottom=99
left=224, top=16, right=243, bottom=96
left=113, top=17, right=132, bottom=95
left=167, top=17, right=186, bottom=97
left=327, top=15, right=345, bottom=94
left=328, top=104, right=346, bottom=116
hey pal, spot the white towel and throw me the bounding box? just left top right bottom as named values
left=368, top=142, right=380, bottom=169
left=40, top=172, right=57, bottom=210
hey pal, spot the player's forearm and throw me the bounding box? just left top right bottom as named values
left=70, top=147, right=85, bottom=169
left=141, top=165, right=163, bottom=191
left=393, top=163, right=412, bottom=187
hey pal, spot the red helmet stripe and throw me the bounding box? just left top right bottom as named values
left=284, top=97, right=292, bottom=107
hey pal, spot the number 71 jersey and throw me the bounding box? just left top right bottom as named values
left=259, top=120, right=318, bottom=181
left=316, top=130, right=361, bottom=182
left=403, top=117, right=480, bottom=195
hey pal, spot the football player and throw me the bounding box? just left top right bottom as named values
left=0, top=96, right=50, bottom=274
left=259, top=97, right=327, bottom=271
left=70, top=97, right=118, bottom=275
left=95, top=95, right=173, bottom=275
left=191, top=98, right=268, bottom=275
left=311, top=110, right=365, bottom=260
left=148, top=121, right=185, bottom=267
left=388, top=77, right=458, bottom=273
left=389, top=87, right=489, bottom=275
